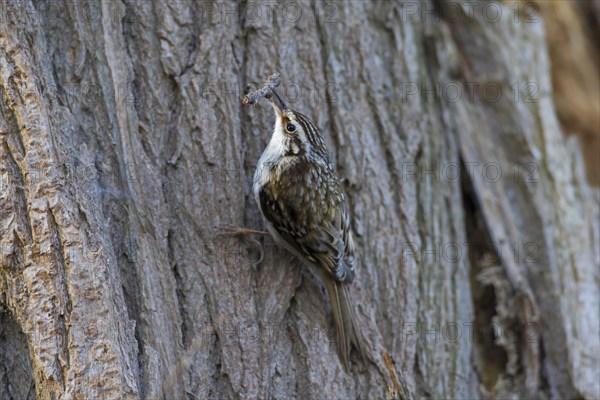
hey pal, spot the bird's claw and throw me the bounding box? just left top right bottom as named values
left=215, top=224, right=268, bottom=265
left=216, top=224, right=269, bottom=237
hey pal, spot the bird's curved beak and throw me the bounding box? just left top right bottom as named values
left=269, top=98, right=282, bottom=118
left=269, top=89, right=288, bottom=119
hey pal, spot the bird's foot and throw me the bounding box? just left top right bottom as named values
left=216, top=224, right=269, bottom=237
left=215, top=224, right=269, bottom=264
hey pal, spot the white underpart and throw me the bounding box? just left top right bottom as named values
left=253, top=110, right=313, bottom=260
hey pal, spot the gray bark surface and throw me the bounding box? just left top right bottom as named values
left=0, top=1, right=598, bottom=399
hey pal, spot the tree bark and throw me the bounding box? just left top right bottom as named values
left=0, top=1, right=598, bottom=399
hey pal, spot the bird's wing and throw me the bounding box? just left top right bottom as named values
left=297, top=201, right=355, bottom=283
left=258, top=180, right=355, bottom=283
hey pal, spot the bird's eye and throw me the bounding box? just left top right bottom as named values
left=286, top=123, right=296, bottom=133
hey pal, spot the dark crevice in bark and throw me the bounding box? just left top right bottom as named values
left=412, top=351, right=430, bottom=399
left=8, top=119, right=26, bottom=160
left=4, top=231, right=24, bottom=276
left=0, top=305, right=35, bottom=400
left=461, top=160, right=506, bottom=396
left=163, top=76, right=184, bottom=167
left=2, top=141, right=33, bottom=242
left=113, top=221, right=145, bottom=392
left=460, top=159, right=545, bottom=399
left=411, top=142, right=427, bottom=400
left=47, top=206, right=73, bottom=390
left=47, top=208, right=73, bottom=319
left=168, top=229, right=188, bottom=348
left=537, top=329, right=552, bottom=398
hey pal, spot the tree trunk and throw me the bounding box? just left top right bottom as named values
left=0, top=1, right=598, bottom=399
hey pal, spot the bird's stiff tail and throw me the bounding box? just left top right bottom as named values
left=324, top=279, right=368, bottom=369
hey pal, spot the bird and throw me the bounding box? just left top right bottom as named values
left=252, top=88, right=368, bottom=369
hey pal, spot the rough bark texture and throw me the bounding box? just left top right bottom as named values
left=0, top=1, right=598, bottom=399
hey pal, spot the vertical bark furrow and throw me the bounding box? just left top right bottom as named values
left=1, top=4, right=140, bottom=398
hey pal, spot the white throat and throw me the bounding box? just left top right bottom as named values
left=253, top=117, right=285, bottom=200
